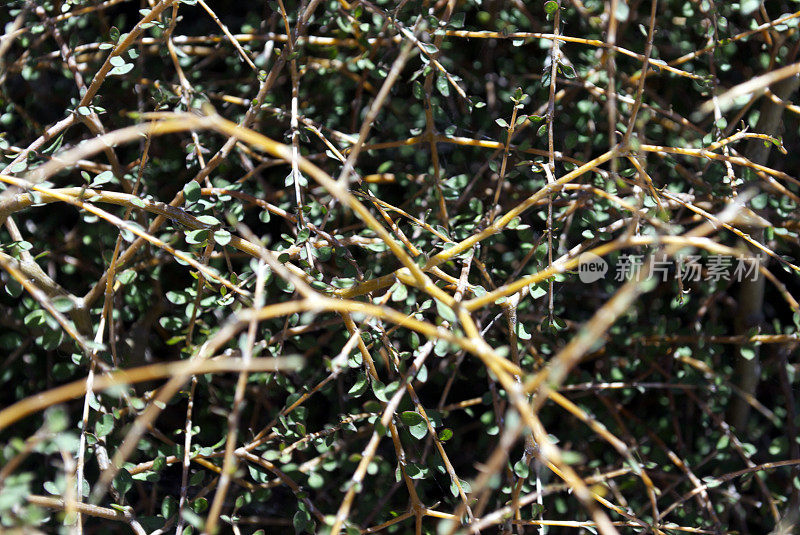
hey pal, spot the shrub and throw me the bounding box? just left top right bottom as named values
left=1, top=0, right=799, bottom=534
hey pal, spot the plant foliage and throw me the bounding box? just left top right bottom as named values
left=1, top=0, right=799, bottom=534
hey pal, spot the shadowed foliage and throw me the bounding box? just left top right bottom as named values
left=1, top=1, right=799, bottom=534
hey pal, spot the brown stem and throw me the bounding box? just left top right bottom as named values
left=728, top=75, right=800, bottom=431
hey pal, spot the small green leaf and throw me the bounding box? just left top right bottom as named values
left=109, top=504, right=132, bottom=513
left=91, top=170, right=114, bottom=186
left=117, top=270, right=137, bottom=285
left=42, top=132, right=65, bottom=154
left=183, top=181, right=201, bottom=203
left=435, top=299, right=457, bottom=323
left=162, top=495, right=177, bottom=519
left=52, top=296, right=75, bottom=313
left=293, top=510, right=313, bottom=534
left=530, top=285, right=547, bottom=300
left=44, top=406, right=69, bottom=433
left=741, top=347, right=756, bottom=360
left=561, top=450, right=585, bottom=465
left=8, top=161, right=27, bottom=173
left=113, top=468, right=133, bottom=498
left=373, top=380, right=399, bottom=402
left=94, top=414, right=114, bottom=437
left=391, top=282, right=408, bottom=302
left=185, top=229, right=209, bottom=244
left=400, top=412, right=428, bottom=439
left=739, top=0, right=760, bottom=15
left=516, top=322, right=532, bottom=340
left=152, top=455, right=166, bottom=472
left=405, top=462, right=428, bottom=479
left=400, top=411, right=424, bottom=426
left=412, top=80, right=424, bottom=100
left=420, top=42, right=438, bottom=54
left=196, top=215, right=220, bottom=227
left=514, top=459, right=530, bottom=478
left=409, top=421, right=427, bottom=439
left=44, top=480, right=62, bottom=496
left=213, top=229, right=231, bottom=246
left=181, top=509, right=204, bottom=529
left=436, top=73, right=450, bottom=97
left=192, top=497, right=208, bottom=513
left=348, top=374, right=368, bottom=397
left=449, top=477, right=471, bottom=497
left=24, top=309, right=47, bottom=327
left=613, top=0, right=630, bottom=21
left=307, top=472, right=324, bottom=489
left=189, top=471, right=204, bottom=486
left=109, top=63, right=134, bottom=76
